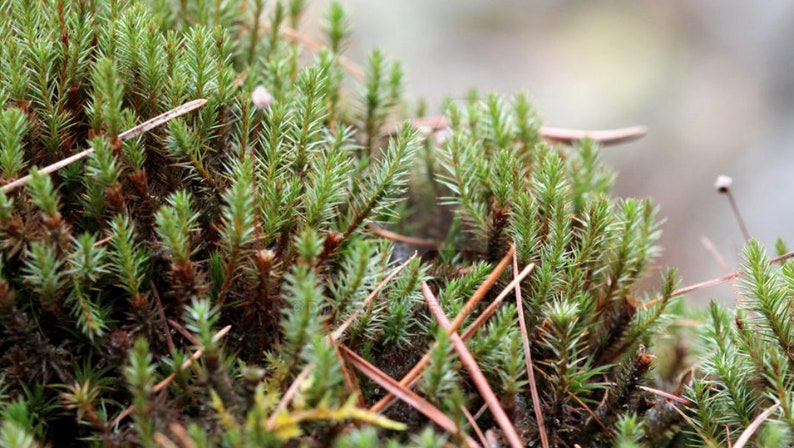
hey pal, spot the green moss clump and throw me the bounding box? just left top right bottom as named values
left=0, top=1, right=697, bottom=446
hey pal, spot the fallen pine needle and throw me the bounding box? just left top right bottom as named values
left=423, top=282, right=523, bottom=448
left=513, top=252, right=549, bottom=448
left=642, top=250, right=794, bottom=310
left=265, top=367, right=312, bottom=431
left=669, top=402, right=710, bottom=444
left=732, top=403, right=780, bottom=448
left=368, top=223, right=439, bottom=248
left=266, top=254, right=417, bottom=430
left=539, top=125, right=647, bottom=146
left=331, top=253, right=417, bottom=340
left=568, top=391, right=608, bottom=434
left=638, top=385, right=692, bottom=406
left=460, top=263, right=535, bottom=341
left=340, top=345, right=480, bottom=448
left=462, top=405, right=489, bottom=448
left=383, top=116, right=647, bottom=146
left=370, top=253, right=533, bottom=414
left=2, top=99, right=208, bottom=194
left=369, top=248, right=516, bottom=413
left=113, top=325, right=231, bottom=428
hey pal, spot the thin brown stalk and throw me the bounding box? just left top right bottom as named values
left=339, top=345, right=480, bottom=448
left=461, top=405, right=488, bottom=448
left=422, top=282, right=523, bottom=448
left=724, top=189, right=751, bottom=242
left=732, top=403, right=780, bottom=448
left=513, top=252, right=549, bottom=448
left=369, top=257, right=533, bottom=414
left=641, top=250, right=794, bottom=310
left=113, top=325, right=231, bottom=427
left=2, top=99, right=208, bottom=194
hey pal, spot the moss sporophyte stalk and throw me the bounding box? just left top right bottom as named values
left=0, top=1, right=788, bottom=447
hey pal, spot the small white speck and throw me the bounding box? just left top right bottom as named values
left=714, top=175, right=733, bottom=193
left=251, top=85, right=274, bottom=110
left=433, top=127, right=453, bottom=146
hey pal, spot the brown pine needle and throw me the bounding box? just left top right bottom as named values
left=264, top=23, right=364, bottom=82
left=638, top=385, right=692, bottom=406
left=265, top=367, right=312, bottom=431
left=340, top=345, right=480, bottom=448
left=473, top=403, right=488, bottom=420
left=669, top=402, right=710, bottom=444
left=732, top=403, right=780, bottom=448
left=700, top=236, right=729, bottom=272
left=92, top=235, right=113, bottom=247
left=641, top=250, right=794, bottom=310
left=451, top=246, right=515, bottom=334
left=331, top=253, right=417, bottom=340
left=167, top=422, right=197, bottom=448
left=460, top=263, right=535, bottom=341
left=113, top=325, right=231, bottom=428
left=167, top=319, right=200, bottom=346
left=326, top=326, right=365, bottom=408
left=1, top=99, right=208, bottom=194
left=368, top=223, right=439, bottom=249
left=539, top=125, right=647, bottom=146
left=422, top=282, right=523, bottom=448
left=153, top=432, right=179, bottom=448
left=461, top=405, right=488, bottom=448
left=156, top=325, right=231, bottom=394
left=568, top=390, right=608, bottom=434
left=151, top=282, right=175, bottom=354
left=369, top=250, right=531, bottom=414
left=513, top=252, right=549, bottom=448
left=382, top=116, right=647, bottom=146
left=265, top=255, right=417, bottom=430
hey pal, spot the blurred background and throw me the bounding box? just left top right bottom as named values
left=305, top=1, right=794, bottom=304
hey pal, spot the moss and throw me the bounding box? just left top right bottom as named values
left=0, top=0, right=713, bottom=446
